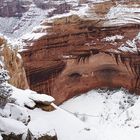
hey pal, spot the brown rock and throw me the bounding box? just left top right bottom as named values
left=20, top=1, right=140, bottom=104
left=36, top=104, right=55, bottom=112
left=26, top=130, right=57, bottom=140
left=0, top=36, right=29, bottom=89
left=2, top=133, right=23, bottom=140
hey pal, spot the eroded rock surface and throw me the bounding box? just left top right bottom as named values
left=0, top=36, right=29, bottom=89
left=20, top=1, right=140, bottom=104
left=0, top=0, right=31, bottom=17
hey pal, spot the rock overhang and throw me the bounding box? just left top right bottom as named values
left=19, top=1, right=140, bottom=104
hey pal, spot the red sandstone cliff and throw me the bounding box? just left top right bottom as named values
left=20, top=0, right=140, bottom=104
left=0, top=36, right=29, bottom=89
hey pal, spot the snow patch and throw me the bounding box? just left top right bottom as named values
left=61, top=89, right=140, bottom=140
left=10, top=86, right=54, bottom=108
left=22, top=32, right=47, bottom=41
left=0, top=134, right=2, bottom=140
left=105, top=5, right=140, bottom=26
left=118, top=32, right=140, bottom=52
left=103, top=35, right=124, bottom=42
left=29, top=94, right=55, bottom=105
left=0, top=116, right=27, bottom=135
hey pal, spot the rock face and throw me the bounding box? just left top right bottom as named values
left=0, top=0, right=31, bottom=17
left=20, top=1, right=140, bottom=104
left=0, top=36, right=29, bottom=89
left=2, top=133, right=23, bottom=140
left=0, top=0, right=72, bottom=38
left=27, top=130, right=58, bottom=140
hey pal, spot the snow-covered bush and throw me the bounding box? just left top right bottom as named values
left=0, top=69, right=12, bottom=108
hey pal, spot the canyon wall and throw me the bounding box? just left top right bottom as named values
left=0, top=0, right=31, bottom=17
left=20, top=1, right=140, bottom=104
left=0, top=36, right=29, bottom=89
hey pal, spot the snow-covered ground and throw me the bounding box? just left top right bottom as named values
left=61, top=89, right=140, bottom=140
left=1, top=86, right=140, bottom=140
left=0, top=85, right=94, bottom=140
left=28, top=104, right=95, bottom=140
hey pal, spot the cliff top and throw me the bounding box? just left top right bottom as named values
left=0, top=0, right=140, bottom=38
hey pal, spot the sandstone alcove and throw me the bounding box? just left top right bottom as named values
left=20, top=2, right=140, bottom=104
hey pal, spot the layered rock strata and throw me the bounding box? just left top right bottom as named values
left=20, top=1, right=140, bottom=104
left=0, top=36, right=29, bottom=89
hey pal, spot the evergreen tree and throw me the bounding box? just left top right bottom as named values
left=0, top=69, right=12, bottom=108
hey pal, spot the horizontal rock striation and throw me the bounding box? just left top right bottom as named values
left=0, top=36, right=29, bottom=89
left=20, top=1, right=140, bottom=104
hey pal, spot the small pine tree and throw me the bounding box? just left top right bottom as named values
left=0, top=69, right=12, bottom=108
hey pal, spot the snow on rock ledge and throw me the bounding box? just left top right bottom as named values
left=29, top=94, right=55, bottom=105
left=10, top=86, right=55, bottom=109
left=2, top=103, right=30, bottom=125
left=0, top=116, right=27, bottom=135
left=0, top=85, right=57, bottom=140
